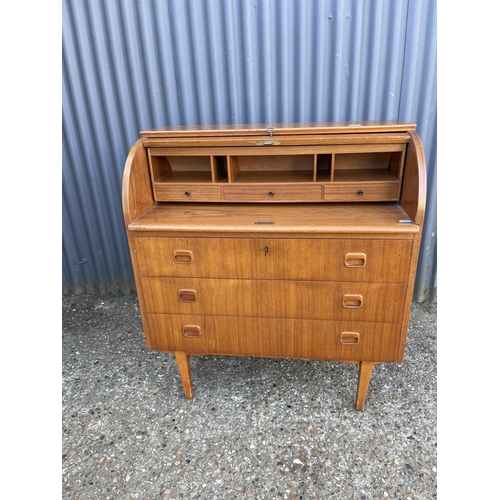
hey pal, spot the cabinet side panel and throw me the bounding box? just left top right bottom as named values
left=122, top=139, right=156, bottom=349
left=397, top=130, right=427, bottom=360
left=126, top=237, right=154, bottom=349
left=122, top=139, right=155, bottom=225
left=400, top=131, right=426, bottom=226
left=397, top=234, right=422, bottom=361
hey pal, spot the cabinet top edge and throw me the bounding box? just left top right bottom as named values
left=140, top=121, right=417, bottom=138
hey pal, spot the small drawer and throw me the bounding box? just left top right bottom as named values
left=154, top=184, right=221, bottom=202
left=323, top=182, right=399, bottom=201
left=223, top=184, right=322, bottom=202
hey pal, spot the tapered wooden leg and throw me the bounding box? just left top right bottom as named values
left=174, top=351, right=193, bottom=399
left=356, top=361, right=374, bottom=411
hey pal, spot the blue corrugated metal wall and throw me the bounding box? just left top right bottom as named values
left=62, top=0, right=437, bottom=301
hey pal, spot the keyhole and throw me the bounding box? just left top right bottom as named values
left=264, top=246, right=269, bottom=256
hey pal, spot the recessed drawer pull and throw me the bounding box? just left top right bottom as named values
left=345, top=252, right=367, bottom=268
left=173, top=250, right=194, bottom=264
left=182, top=325, right=201, bottom=338
left=342, top=294, right=364, bottom=308
left=340, top=332, right=360, bottom=345
left=179, top=289, right=198, bottom=302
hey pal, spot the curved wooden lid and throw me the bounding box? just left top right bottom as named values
left=140, top=120, right=416, bottom=138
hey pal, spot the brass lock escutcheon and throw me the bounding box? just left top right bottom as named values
left=256, top=126, right=280, bottom=145
left=256, top=140, right=281, bottom=146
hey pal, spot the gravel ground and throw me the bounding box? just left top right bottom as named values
left=62, top=293, right=437, bottom=499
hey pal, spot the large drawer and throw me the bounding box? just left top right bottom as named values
left=134, top=237, right=412, bottom=283
left=141, top=277, right=406, bottom=323
left=145, top=313, right=403, bottom=363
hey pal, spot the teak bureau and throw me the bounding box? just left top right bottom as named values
left=122, top=121, right=426, bottom=410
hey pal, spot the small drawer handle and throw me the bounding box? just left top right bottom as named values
left=342, top=294, right=363, bottom=308
left=174, top=250, right=194, bottom=264
left=268, top=191, right=274, bottom=196
left=182, top=325, right=201, bottom=338
left=340, top=332, right=360, bottom=345
left=345, top=252, right=367, bottom=268
left=179, top=289, right=197, bottom=303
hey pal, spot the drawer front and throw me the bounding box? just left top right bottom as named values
left=134, top=237, right=412, bottom=283
left=324, top=182, right=399, bottom=202
left=155, top=184, right=222, bottom=202
left=146, top=313, right=403, bottom=362
left=141, top=277, right=406, bottom=323
left=223, top=184, right=322, bottom=202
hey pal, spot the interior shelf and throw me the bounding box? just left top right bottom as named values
left=333, top=168, right=399, bottom=183
left=229, top=154, right=315, bottom=183
left=148, top=147, right=406, bottom=202
left=231, top=170, right=313, bottom=183
left=157, top=171, right=213, bottom=183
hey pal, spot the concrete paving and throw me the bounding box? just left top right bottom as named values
left=62, top=293, right=437, bottom=499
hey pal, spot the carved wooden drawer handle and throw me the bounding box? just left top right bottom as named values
left=179, top=289, right=197, bottom=303
left=174, top=250, right=194, bottom=264
left=182, top=325, right=201, bottom=338
left=340, top=332, right=360, bottom=345
left=342, top=294, right=363, bottom=308
left=344, top=252, right=367, bottom=268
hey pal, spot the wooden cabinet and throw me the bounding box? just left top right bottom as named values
left=122, top=121, right=426, bottom=410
